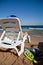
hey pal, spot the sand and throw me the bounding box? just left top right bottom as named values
left=0, top=34, right=43, bottom=65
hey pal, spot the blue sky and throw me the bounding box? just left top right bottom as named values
left=0, top=0, right=43, bottom=25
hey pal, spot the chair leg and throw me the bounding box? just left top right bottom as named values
left=28, top=36, right=31, bottom=43
left=17, top=42, right=24, bottom=56
left=14, top=47, right=18, bottom=54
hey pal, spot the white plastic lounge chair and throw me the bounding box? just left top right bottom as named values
left=0, top=17, right=28, bottom=56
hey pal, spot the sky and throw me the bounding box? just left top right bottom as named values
left=0, top=0, right=43, bottom=25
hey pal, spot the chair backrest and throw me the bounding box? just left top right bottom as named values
left=0, top=18, right=23, bottom=41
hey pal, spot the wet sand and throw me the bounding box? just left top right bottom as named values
left=0, top=34, right=43, bottom=65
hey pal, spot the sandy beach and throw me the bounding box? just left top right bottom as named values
left=0, top=32, right=43, bottom=65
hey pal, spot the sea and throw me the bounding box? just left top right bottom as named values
left=21, top=25, right=43, bottom=31
left=21, top=25, right=43, bottom=35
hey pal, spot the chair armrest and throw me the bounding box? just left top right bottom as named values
left=0, top=31, right=5, bottom=40
left=23, top=34, right=28, bottom=43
